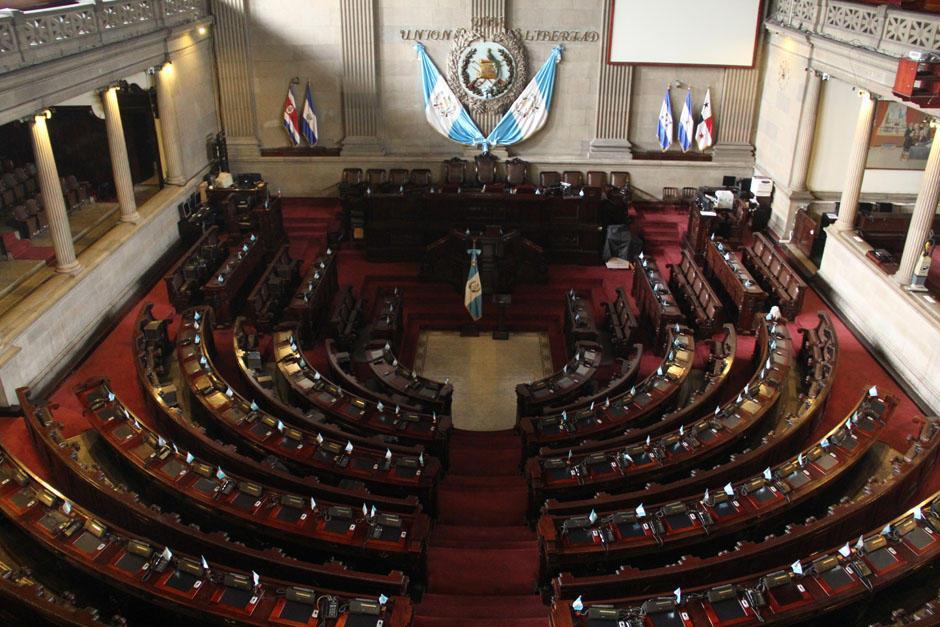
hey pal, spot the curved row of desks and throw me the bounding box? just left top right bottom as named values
left=529, top=318, right=791, bottom=507
left=134, top=304, right=423, bottom=515
left=19, top=386, right=410, bottom=596
left=177, top=307, right=440, bottom=505
left=539, top=390, right=894, bottom=574
left=541, top=312, right=835, bottom=517
left=552, top=412, right=940, bottom=600
left=77, top=378, right=430, bottom=576
left=551, top=490, right=940, bottom=626
left=0, top=439, right=413, bottom=625
left=520, top=325, right=697, bottom=456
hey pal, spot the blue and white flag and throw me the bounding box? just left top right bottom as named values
left=465, top=247, right=483, bottom=321
left=485, top=46, right=564, bottom=148
left=300, top=83, right=318, bottom=146
left=678, top=89, right=694, bottom=153
left=657, top=87, right=673, bottom=152
left=415, top=43, right=485, bottom=147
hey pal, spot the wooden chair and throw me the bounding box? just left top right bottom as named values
left=475, top=152, right=500, bottom=189
left=441, top=158, right=467, bottom=191
left=341, top=168, right=363, bottom=186
left=662, top=186, right=681, bottom=205
left=505, top=158, right=530, bottom=190
left=388, top=168, right=409, bottom=188
left=586, top=171, right=606, bottom=189
left=539, top=171, right=561, bottom=188
left=365, top=168, right=386, bottom=188
left=410, top=168, right=432, bottom=188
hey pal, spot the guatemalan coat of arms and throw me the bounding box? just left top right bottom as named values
left=446, top=28, right=527, bottom=116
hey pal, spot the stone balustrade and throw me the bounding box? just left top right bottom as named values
left=771, top=0, right=940, bottom=58
left=0, top=0, right=207, bottom=74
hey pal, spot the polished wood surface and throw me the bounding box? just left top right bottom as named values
left=631, top=255, right=686, bottom=352
left=704, top=238, right=767, bottom=332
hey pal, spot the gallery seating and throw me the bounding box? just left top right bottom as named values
left=668, top=247, right=724, bottom=336
left=743, top=232, right=808, bottom=320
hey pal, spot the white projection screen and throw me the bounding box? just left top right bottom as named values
left=608, top=0, right=763, bottom=67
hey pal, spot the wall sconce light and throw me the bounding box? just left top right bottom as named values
left=39, top=109, right=52, bottom=120
left=197, top=25, right=207, bottom=36
left=820, top=72, right=830, bottom=81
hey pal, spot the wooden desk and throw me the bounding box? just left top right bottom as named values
left=684, top=201, right=718, bottom=256
left=284, top=247, right=338, bottom=344
left=361, top=341, right=453, bottom=415
left=564, top=290, right=599, bottom=354
left=360, top=191, right=604, bottom=264
left=703, top=238, right=767, bottom=332
left=515, top=341, right=603, bottom=417
left=630, top=255, right=685, bottom=352
left=202, top=232, right=267, bottom=325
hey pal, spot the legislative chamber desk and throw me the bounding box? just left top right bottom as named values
left=360, top=191, right=604, bottom=264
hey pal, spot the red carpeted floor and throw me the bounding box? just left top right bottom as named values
left=0, top=196, right=936, bottom=624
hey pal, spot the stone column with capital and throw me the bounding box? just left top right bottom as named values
left=30, top=115, right=81, bottom=275
left=340, top=0, right=384, bottom=155
left=896, top=127, right=940, bottom=285
left=833, top=94, right=876, bottom=232
left=589, top=0, right=633, bottom=159
left=101, top=87, right=140, bottom=223
left=155, top=62, right=186, bottom=185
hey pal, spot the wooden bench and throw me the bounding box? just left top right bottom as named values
left=601, top=287, right=638, bottom=358
left=329, top=286, right=365, bottom=350
left=668, top=247, right=724, bottom=336
left=163, top=225, right=226, bottom=313
left=246, top=244, right=301, bottom=330
left=743, top=232, right=807, bottom=320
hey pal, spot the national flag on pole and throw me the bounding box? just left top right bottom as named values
left=300, top=83, right=318, bottom=146
left=485, top=46, right=564, bottom=149
left=414, top=43, right=485, bottom=148
left=678, top=89, right=694, bottom=153
left=465, top=247, right=483, bottom=321
left=695, top=88, right=714, bottom=151
left=657, top=87, right=673, bottom=152
left=283, top=84, right=301, bottom=146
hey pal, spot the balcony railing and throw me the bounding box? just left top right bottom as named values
left=770, top=0, right=940, bottom=58
left=0, top=0, right=208, bottom=74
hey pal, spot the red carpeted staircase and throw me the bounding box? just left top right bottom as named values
left=280, top=198, right=341, bottom=264
left=415, top=429, right=549, bottom=627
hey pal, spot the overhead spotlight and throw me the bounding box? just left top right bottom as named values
left=197, top=25, right=207, bottom=36
left=820, top=72, right=830, bottom=81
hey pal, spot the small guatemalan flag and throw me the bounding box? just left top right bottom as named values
left=282, top=84, right=301, bottom=146
left=465, top=247, right=483, bottom=321
left=657, top=87, right=673, bottom=152
left=300, top=82, right=319, bottom=146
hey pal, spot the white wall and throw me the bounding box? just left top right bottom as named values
left=170, top=35, right=220, bottom=179
left=807, top=78, right=924, bottom=196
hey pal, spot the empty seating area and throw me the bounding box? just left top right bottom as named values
left=668, top=247, right=724, bottom=336
left=1, top=158, right=91, bottom=240
left=601, top=287, right=638, bottom=358
left=163, top=225, right=227, bottom=312
left=744, top=232, right=808, bottom=320
left=245, top=244, right=301, bottom=329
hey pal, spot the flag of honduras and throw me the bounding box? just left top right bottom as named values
left=300, top=82, right=318, bottom=146
left=282, top=84, right=301, bottom=146
left=465, top=247, right=483, bottom=321
left=415, top=43, right=485, bottom=147
left=657, top=87, right=673, bottom=152
left=678, top=89, right=694, bottom=153
left=486, top=45, right=564, bottom=148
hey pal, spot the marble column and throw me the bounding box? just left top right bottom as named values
left=713, top=65, right=761, bottom=161
left=896, top=127, right=940, bottom=285
left=340, top=0, right=384, bottom=154
left=788, top=71, right=823, bottom=191
left=156, top=62, right=185, bottom=185
left=30, top=115, right=81, bottom=275
left=210, top=0, right=258, bottom=155
left=101, top=87, right=140, bottom=223
left=833, top=93, right=876, bottom=232
left=589, top=0, right=633, bottom=158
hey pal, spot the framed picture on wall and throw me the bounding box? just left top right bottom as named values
left=866, top=100, right=935, bottom=170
